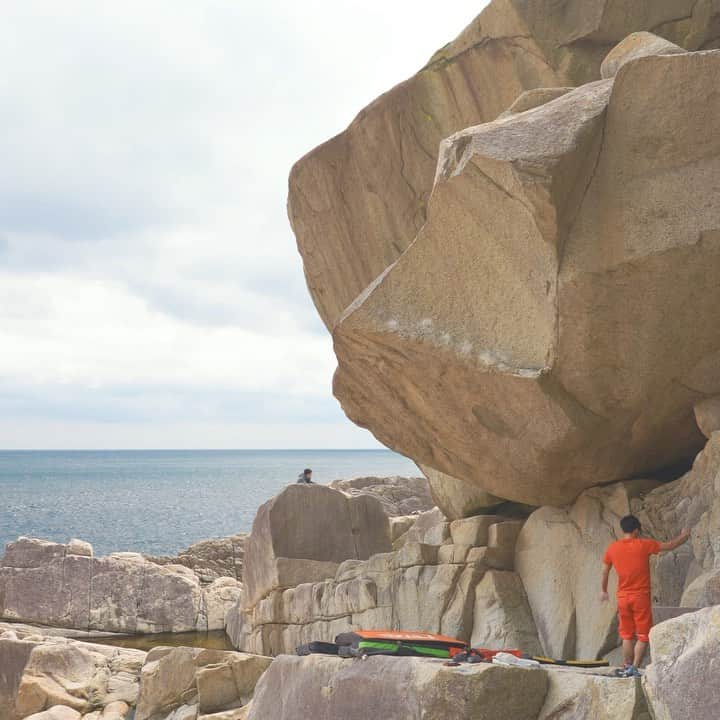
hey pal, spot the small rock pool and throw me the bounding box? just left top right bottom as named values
left=91, top=630, right=235, bottom=651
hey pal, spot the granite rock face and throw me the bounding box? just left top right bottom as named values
left=248, top=655, right=548, bottom=720
left=291, top=0, right=720, bottom=506
left=420, top=466, right=502, bottom=519
left=290, top=0, right=720, bottom=331
left=328, top=475, right=434, bottom=517
left=135, top=646, right=271, bottom=720
left=330, top=46, right=720, bottom=507
left=229, top=496, right=527, bottom=656
left=145, top=534, right=246, bottom=584
left=0, top=626, right=145, bottom=720
left=242, top=484, right=391, bottom=608
left=643, top=605, right=720, bottom=720
left=0, top=539, right=242, bottom=634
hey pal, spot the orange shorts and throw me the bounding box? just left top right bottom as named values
left=617, top=593, right=653, bottom=642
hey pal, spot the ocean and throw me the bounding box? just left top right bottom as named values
left=0, top=449, right=418, bottom=556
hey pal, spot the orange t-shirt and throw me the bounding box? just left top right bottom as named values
left=603, top=537, right=661, bottom=596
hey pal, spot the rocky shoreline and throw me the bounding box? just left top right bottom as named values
left=4, top=1, right=720, bottom=717
left=2, top=440, right=719, bottom=719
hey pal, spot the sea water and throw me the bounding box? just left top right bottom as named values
left=0, top=449, right=417, bottom=556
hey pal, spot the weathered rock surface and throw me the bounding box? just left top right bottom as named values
left=0, top=538, right=241, bottom=634
left=135, top=646, right=271, bottom=720
left=644, top=605, right=720, bottom=720
left=420, top=465, right=502, bottom=519
left=539, top=667, right=649, bottom=720
left=694, top=395, right=720, bottom=438
left=332, top=45, right=720, bottom=506
left=230, top=495, right=525, bottom=656
left=290, top=0, right=720, bottom=331
left=328, top=475, right=434, bottom=516
left=0, top=626, right=145, bottom=720
left=600, top=31, right=685, bottom=78
left=145, top=535, right=246, bottom=584
left=500, top=86, right=574, bottom=117
left=639, top=433, right=720, bottom=584
left=516, top=481, right=659, bottom=659
left=242, top=484, right=391, bottom=608
left=471, top=570, right=542, bottom=654
left=514, top=432, right=720, bottom=661
left=248, top=654, right=548, bottom=720
left=290, top=0, right=720, bottom=506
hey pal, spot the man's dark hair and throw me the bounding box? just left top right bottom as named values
left=620, top=515, right=641, bottom=533
left=303, top=468, right=312, bottom=474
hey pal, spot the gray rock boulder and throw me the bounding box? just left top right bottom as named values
left=135, top=646, right=271, bottom=720
left=0, top=538, right=241, bottom=634
left=600, top=31, right=685, bottom=78
left=329, top=475, right=434, bottom=516
left=0, top=628, right=145, bottom=720
left=145, top=534, right=246, bottom=583
left=643, top=605, right=720, bottom=720
left=694, top=395, right=720, bottom=438
left=248, top=655, right=548, bottom=720
left=242, top=484, right=391, bottom=607
left=420, top=466, right=502, bottom=519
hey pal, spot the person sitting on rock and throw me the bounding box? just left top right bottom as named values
left=296, top=468, right=314, bottom=484
left=600, top=514, right=690, bottom=677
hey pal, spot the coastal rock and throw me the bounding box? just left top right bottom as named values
left=693, top=395, right=720, bottom=438
left=500, top=87, right=574, bottom=117
left=23, top=709, right=82, bottom=720
left=640, top=433, right=720, bottom=578
left=135, top=647, right=271, bottom=720
left=538, top=668, right=649, bottom=720
left=289, top=0, right=720, bottom=331
left=248, top=655, right=548, bottom=720
left=230, top=498, right=526, bottom=656
left=420, top=466, right=502, bottom=519
left=643, top=606, right=720, bottom=720
left=242, top=484, right=391, bottom=607
left=470, top=570, right=542, bottom=654
left=600, top=31, right=685, bottom=78
left=0, top=539, right=242, bottom=635
left=0, top=629, right=145, bottom=720
left=329, top=475, right=434, bottom=516
left=331, top=47, right=720, bottom=507
left=145, top=535, right=246, bottom=583
left=679, top=569, right=720, bottom=607
left=516, top=481, right=659, bottom=659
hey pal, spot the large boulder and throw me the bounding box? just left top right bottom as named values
left=289, top=0, right=720, bottom=331
left=242, top=484, right=391, bottom=608
left=0, top=538, right=241, bottom=634
left=643, top=605, right=720, bottom=720
left=248, top=655, right=548, bottom=720
left=330, top=47, right=720, bottom=506
left=420, top=466, right=502, bottom=519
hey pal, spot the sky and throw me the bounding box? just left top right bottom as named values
left=0, top=1, right=487, bottom=449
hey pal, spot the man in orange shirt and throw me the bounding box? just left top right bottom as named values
left=601, top=514, right=690, bottom=677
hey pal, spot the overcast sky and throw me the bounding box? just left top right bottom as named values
left=0, top=1, right=486, bottom=449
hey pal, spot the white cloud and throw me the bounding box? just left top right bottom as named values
left=0, top=0, right=488, bottom=448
